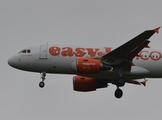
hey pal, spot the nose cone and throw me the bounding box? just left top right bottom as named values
left=8, top=56, right=16, bottom=67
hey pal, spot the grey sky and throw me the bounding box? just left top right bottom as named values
left=1, top=0, right=162, bottom=120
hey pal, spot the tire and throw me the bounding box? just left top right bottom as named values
left=39, top=82, right=45, bottom=88
left=114, top=89, right=123, bottom=98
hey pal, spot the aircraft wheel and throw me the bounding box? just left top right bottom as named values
left=114, top=88, right=123, bottom=99
left=39, top=81, right=45, bottom=88
left=117, top=77, right=125, bottom=87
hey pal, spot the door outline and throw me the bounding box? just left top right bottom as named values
left=39, top=45, right=47, bottom=59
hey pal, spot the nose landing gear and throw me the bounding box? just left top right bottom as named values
left=39, top=72, right=46, bottom=88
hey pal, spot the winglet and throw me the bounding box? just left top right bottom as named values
left=154, top=27, right=161, bottom=34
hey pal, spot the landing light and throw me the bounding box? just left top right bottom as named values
left=109, top=68, right=114, bottom=72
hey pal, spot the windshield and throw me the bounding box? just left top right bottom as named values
left=19, top=49, right=31, bottom=54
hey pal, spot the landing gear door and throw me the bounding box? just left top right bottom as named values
left=40, top=45, right=47, bottom=59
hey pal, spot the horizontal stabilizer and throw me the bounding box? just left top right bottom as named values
left=141, top=80, right=148, bottom=86
left=127, top=79, right=148, bottom=86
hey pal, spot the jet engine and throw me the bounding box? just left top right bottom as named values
left=73, top=76, right=108, bottom=92
left=71, top=58, right=111, bottom=74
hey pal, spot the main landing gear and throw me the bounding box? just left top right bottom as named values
left=115, top=88, right=123, bottom=98
left=39, top=72, right=46, bottom=88
left=114, top=77, right=125, bottom=99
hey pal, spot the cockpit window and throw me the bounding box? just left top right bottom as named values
left=19, top=49, right=31, bottom=54
left=22, top=50, right=26, bottom=53
left=27, top=50, right=31, bottom=53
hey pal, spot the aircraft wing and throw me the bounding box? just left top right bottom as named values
left=102, top=27, right=160, bottom=62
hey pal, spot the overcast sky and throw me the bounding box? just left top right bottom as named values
left=1, top=0, right=162, bottom=120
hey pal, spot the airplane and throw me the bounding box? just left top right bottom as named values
left=8, top=27, right=161, bottom=99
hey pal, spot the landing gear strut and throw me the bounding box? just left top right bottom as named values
left=39, top=72, right=46, bottom=88
left=117, top=77, right=125, bottom=87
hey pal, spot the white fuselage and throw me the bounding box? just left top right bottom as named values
left=8, top=44, right=162, bottom=80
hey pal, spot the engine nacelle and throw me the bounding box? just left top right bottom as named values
left=73, top=76, right=108, bottom=92
left=73, top=76, right=97, bottom=92
left=71, top=58, right=111, bottom=74
left=78, top=58, right=101, bottom=73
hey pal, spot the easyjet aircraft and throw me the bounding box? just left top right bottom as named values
left=8, top=27, right=161, bottom=98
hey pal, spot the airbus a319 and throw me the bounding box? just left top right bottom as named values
left=8, top=27, right=161, bottom=98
